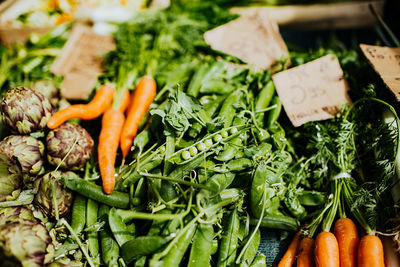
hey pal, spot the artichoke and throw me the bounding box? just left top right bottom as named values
left=0, top=152, right=22, bottom=202
left=0, top=87, right=53, bottom=134
left=34, top=171, right=74, bottom=218
left=0, top=207, right=35, bottom=226
left=46, top=123, right=94, bottom=170
left=31, top=80, right=61, bottom=109
left=0, top=135, right=45, bottom=181
left=0, top=221, right=54, bottom=267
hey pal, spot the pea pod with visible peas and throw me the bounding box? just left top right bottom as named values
left=217, top=208, right=240, bottom=267
left=215, top=117, right=247, bottom=162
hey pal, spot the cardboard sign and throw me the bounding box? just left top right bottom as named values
left=51, top=24, right=115, bottom=100
left=272, top=54, right=351, bottom=127
left=203, top=11, right=288, bottom=69
left=360, top=44, right=400, bottom=101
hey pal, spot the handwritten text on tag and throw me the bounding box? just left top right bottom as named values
left=360, top=44, right=400, bottom=101
left=272, top=54, right=351, bottom=127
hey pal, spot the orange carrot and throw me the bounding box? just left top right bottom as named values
left=98, top=108, right=125, bottom=194
left=120, top=76, right=156, bottom=159
left=334, top=218, right=359, bottom=267
left=278, top=231, right=301, bottom=267
left=119, top=90, right=131, bottom=113
left=315, top=232, right=339, bottom=267
left=47, top=84, right=114, bottom=129
left=357, top=235, right=385, bottom=267
left=297, top=237, right=315, bottom=267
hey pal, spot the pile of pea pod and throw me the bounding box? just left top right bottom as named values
left=62, top=59, right=326, bottom=267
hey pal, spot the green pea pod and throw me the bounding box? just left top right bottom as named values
left=70, top=194, right=87, bottom=235
left=238, top=229, right=261, bottom=267
left=132, top=177, right=147, bottom=206
left=119, top=154, right=164, bottom=189
left=133, top=128, right=151, bottom=153
left=164, top=126, right=175, bottom=176
left=255, top=81, right=275, bottom=127
left=250, top=253, right=266, bottom=267
left=187, top=63, right=210, bottom=98
left=147, top=209, right=171, bottom=236
left=203, top=172, right=235, bottom=197
left=188, top=122, right=203, bottom=138
left=86, top=199, right=100, bottom=263
left=211, top=238, right=219, bottom=255
left=217, top=208, right=240, bottom=267
left=215, top=136, right=243, bottom=162
left=159, top=181, right=177, bottom=202
left=109, top=208, right=135, bottom=247
left=202, top=95, right=226, bottom=117
left=227, top=158, right=253, bottom=172
left=218, top=89, right=244, bottom=128
left=298, top=190, right=326, bottom=206
left=134, top=256, right=146, bottom=267
left=121, top=236, right=169, bottom=264
left=284, top=189, right=307, bottom=220
left=249, top=215, right=299, bottom=232
left=152, top=221, right=197, bottom=267
left=99, top=205, right=119, bottom=267
left=266, top=96, right=282, bottom=129
left=250, top=165, right=279, bottom=218
left=187, top=223, right=214, bottom=267
left=169, top=156, right=205, bottom=180
left=219, top=189, right=241, bottom=202
left=64, top=177, right=129, bottom=209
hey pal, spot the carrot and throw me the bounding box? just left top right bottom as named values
left=357, top=235, right=385, bottom=267
left=297, top=237, right=315, bottom=267
left=47, top=84, right=114, bottom=129
left=315, top=231, right=339, bottom=267
left=98, top=108, right=125, bottom=194
left=277, top=231, right=301, bottom=267
left=334, top=218, right=359, bottom=267
left=120, top=76, right=156, bottom=159
left=119, top=90, right=131, bottom=113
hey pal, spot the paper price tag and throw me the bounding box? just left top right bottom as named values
left=360, top=44, right=400, bottom=101
left=203, top=11, right=288, bottom=70
left=272, top=54, right=351, bottom=127
left=51, top=24, right=115, bottom=100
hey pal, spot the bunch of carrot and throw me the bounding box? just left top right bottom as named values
left=277, top=217, right=385, bottom=267
left=47, top=77, right=156, bottom=194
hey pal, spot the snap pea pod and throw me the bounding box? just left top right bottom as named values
left=99, top=205, right=119, bottom=267
left=159, top=181, right=177, bottom=202
left=168, top=155, right=205, bottom=180
left=86, top=199, right=100, bottom=263
left=121, top=236, right=169, bottom=264
left=238, top=229, right=261, bottom=267
left=227, top=158, right=253, bottom=172
left=202, top=172, right=235, bottom=197
left=188, top=223, right=214, bottom=267
left=187, top=63, right=210, bottom=98
left=132, top=178, right=147, bottom=206
left=133, top=128, right=151, bottom=153
left=218, top=89, right=245, bottom=128
left=219, top=188, right=241, bottom=202
left=119, top=153, right=164, bottom=190
left=250, top=253, right=266, bottom=267
left=284, top=189, right=307, bottom=220
left=249, top=215, right=299, bottom=232
left=70, top=194, right=87, bottom=235
left=164, top=126, right=175, bottom=176
left=217, top=208, right=240, bottom=267
left=188, top=109, right=212, bottom=138
left=255, top=81, right=275, bottom=127
left=250, top=165, right=280, bottom=218
left=151, top=221, right=197, bottom=267
left=298, top=190, right=326, bottom=206
left=215, top=117, right=247, bottom=162
left=201, top=94, right=226, bottom=118
left=168, top=125, right=246, bottom=165
left=109, top=208, right=135, bottom=247
left=266, top=96, right=282, bottom=129
left=64, top=177, right=130, bottom=209
left=147, top=209, right=172, bottom=236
